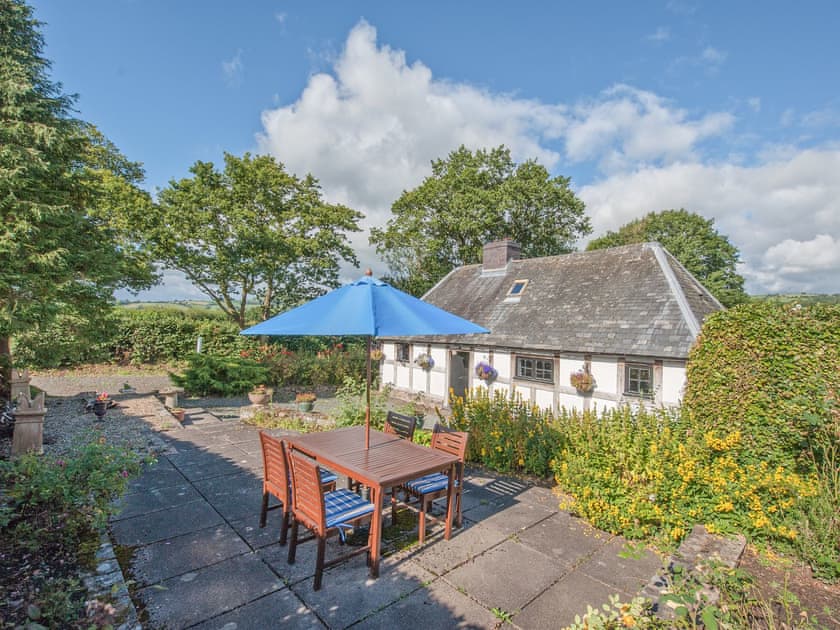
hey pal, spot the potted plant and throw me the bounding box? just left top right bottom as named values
left=570, top=368, right=596, bottom=394
left=415, top=353, right=434, bottom=370
left=248, top=384, right=271, bottom=406
left=295, top=392, right=317, bottom=412
left=170, top=407, right=186, bottom=423
left=475, top=361, right=497, bottom=382
left=93, top=392, right=109, bottom=419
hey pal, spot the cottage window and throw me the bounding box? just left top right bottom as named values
left=625, top=363, right=653, bottom=397
left=516, top=356, right=553, bottom=383
left=396, top=343, right=410, bottom=362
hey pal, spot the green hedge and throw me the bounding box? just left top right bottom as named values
left=683, top=303, right=840, bottom=466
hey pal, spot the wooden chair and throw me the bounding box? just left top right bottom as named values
left=393, top=424, right=469, bottom=544
left=258, top=432, right=337, bottom=545
left=383, top=410, right=420, bottom=441
left=286, top=448, right=375, bottom=591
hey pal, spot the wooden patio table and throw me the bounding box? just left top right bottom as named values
left=286, top=425, right=458, bottom=578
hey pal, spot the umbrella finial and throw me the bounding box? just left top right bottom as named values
left=364, top=268, right=373, bottom=276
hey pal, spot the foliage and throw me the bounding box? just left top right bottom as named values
left=684, top=303, right=840, bottom=467
left=448, top=388, right=561, bottom=477
left=332, top=376, right=389, bottom=428
left=586, top=209, right=746, bottom=307
left=242, top=408, right=325, bottom=433
left=751, top=293, right=840, bottom=305
left=371, top=145, right=591, bottom=296
left=135, top=152, right=362, bottom=327
left=170, top=354, right=269, bottom=397
left=569, top=562, right=826, bottom=629
left=0, top=1, right=156, bottom=390
left=0, top=442, right=142, bottom=627
left=246, top=340, right=368, bottom=387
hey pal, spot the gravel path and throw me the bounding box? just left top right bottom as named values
left=1, top=375, right=181, bottom=460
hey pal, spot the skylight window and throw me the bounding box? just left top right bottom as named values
left=508, top=279, right=528, bottom=296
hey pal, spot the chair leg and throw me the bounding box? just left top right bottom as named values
left=455, top=489, right=463, bottom=528
left=259, top=492, right=269, bottom=528
left=391, top=487, right=397, bottom=527
left=279, top=507, right=289, bottom=546
left=418, top=496, right=428, bottom=545
left=287, top=518, right=299, bottom=564
left=314, top=536, right=326, bottom=591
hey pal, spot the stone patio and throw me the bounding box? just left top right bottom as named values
left=110, top=412, right=663, bottom=629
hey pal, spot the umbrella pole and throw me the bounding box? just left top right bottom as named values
left=365, top=336, right=372, bottom=450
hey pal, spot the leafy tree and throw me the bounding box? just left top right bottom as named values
left=0, top=0, right=156, bottom=392
left=370, top=146, right=591, bottom=295
left=141, top=153, right=362, bottom=328
left=586, top=209, right=747, bottom=306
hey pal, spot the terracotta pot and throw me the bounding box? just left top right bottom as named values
left=171, top=409, right=186, bottom=423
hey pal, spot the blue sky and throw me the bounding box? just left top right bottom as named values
left=32, top=1, right=840, bottom=298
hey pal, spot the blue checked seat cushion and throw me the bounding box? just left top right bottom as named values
left=319, top=470, right=338, bottom=485
left=324, top=489, right=375, bottom=528
left=404, top=472, right=458, bottom=495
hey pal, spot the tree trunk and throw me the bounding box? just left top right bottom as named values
left=0, top=336, right=11, bottom=401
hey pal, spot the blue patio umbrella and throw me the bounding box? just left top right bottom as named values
left=241, top=271, right=488, bottom=448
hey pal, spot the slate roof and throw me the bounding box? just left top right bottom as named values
left=401, top=242, right=722, bottom=359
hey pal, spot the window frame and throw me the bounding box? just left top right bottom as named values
left=507, top=279, right=529, bottom=297
left=396, top=343, right=410, bottom=363
left=624, top=362, right=654, bottom=398
left=515, top=355, right=554, bottom=384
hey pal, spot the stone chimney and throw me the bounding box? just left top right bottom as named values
left=482, top=239, right=521, bottom=271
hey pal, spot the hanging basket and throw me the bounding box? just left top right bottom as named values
left=570, top=369, right=596, bottom=394
left=475, top=361, right=497, bottom=381
left=415, top=353, right=435, bottom=370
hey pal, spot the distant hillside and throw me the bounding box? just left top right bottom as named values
left=119, top=300, right=219, bottom=310
left=750, top=294, right=840, bottom=305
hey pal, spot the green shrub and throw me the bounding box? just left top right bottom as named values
left=0, top=443, right=143, bottom=627
left=684, top=303, right=840, bottom=466
left=170, top=353, right=269, bottom=396
left=331, top=376, right=389, bottom=428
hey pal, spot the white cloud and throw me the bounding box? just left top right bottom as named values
left=701, top=46, right=727, bottom=65
left=257, top=20, right=565, bottom=276
left=747, top=97, right=761, bottom=112
left=671, top=45, right=728, bottom=76
left=646, top=27, right=671, bottom=42
left=250, top=19, right=840, bottom=295
left=274, top=12, right=286, bottom=25
left=578, top=150, right=840, bottom=293
left=563, top=85, right=733, bottom=169
left=222, top=49, right=243, bottom=86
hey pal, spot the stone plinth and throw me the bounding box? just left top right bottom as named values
left=160, top=387, right=185, bottom=408
left=9, top=367, right=30, bottom=401
left=12, top=391, right=47, bottom=456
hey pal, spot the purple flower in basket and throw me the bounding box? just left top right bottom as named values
left=475, top=361, right=497, bottom=381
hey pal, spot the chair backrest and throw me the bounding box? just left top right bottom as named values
left=287, top=448, right=326, bottom=535
left=383, top=411, right=419, bottom=441
left=431, top=424, right=469, bottom=466
left=259, top=432, right=290, bottom=505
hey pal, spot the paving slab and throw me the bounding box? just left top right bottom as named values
left=112, top=482, right=202, bottom=521
left=199, top=484, right=266, bottom=522
left=512, top=572, right=625, bottom=630
left=129, top=523, right=250, bottom=586
left=191, top=588, right=325, bottom=629
left=230, top=515, right=287, bottom=551
left=158, top=428, right=231, bottom=451
left=166, top=443, right=251, bottom=469
left=516, top=511, right=610, bottom=569
left=126, top=460, right=187, bottom=493
left=291, top=552, right=435, bottom=629
left=578, top=537, right=663, bottom=595
left=465, top=498, right=556, bottom=535
left=258, top=535, right=361, bottom=586
left=410, top=520, right=510, bottom=576
left=355, top=578, right=498, bottom=630
left=175, top=456, right=258, bottom=482
left=136, top=553, right=283, bottom=629
left=444, top=538, right=567, bottom=614
left=111, top=498, right=225, bottom=546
